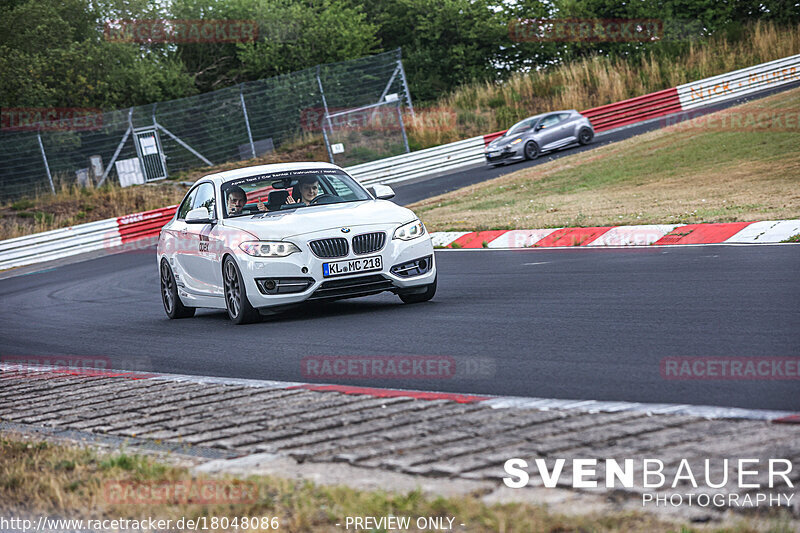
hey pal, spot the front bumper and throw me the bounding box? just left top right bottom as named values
left=235, top=229, right=436, bottom=309
left=485, top=144, right=523, bottom=164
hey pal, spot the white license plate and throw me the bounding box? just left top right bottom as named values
left=323, top=255, right=382, bottom=277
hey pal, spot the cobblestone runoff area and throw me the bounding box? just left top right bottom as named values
left=1, top=367, right=798, bottom=519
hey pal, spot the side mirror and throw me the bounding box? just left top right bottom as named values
left=535, top=124, right=545, bottom=131
left=185, top=207, right=214, bottom=224
left=370, top=184, right=395, bottom=200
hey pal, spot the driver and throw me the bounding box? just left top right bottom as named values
left=255, top=175, right=322, bottom=211
left=287, top=176, right=321, bottom=204
left=226, top=186, right=247, bottom=215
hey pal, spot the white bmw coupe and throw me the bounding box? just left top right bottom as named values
left=158, top=163, right=436, bottom=324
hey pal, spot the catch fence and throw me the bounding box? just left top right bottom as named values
left=0, top=49, right=413, bottom=202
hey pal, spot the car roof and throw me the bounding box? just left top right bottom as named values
left=199, top=161, right=343, bottom=185
left=517, top=110, right=578, bottom=123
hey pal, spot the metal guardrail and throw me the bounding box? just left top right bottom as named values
left=582, top=87, right=682, bottom=132
left=2, top=54, right=798, bottom=272
left=0, top=206, right=178, bottom=271
left=582, top=54, right=800, bottom=131
left=0, top=218, right=121, bottom=270
left=677, top=54, right=800, bottom=110
left=346, top=136, right=486, bottom=186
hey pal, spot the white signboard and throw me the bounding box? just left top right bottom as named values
left=115, top=158, right=145, bottom=188
left=331, top=143, right=345, bottom=154
left=140, top=136, right=158, bottom=156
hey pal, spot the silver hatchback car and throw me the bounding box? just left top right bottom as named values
left=485, top=110, right=594, bottom=166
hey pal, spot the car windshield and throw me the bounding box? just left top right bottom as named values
left=221, top=168, right=371, bottom=218
left=505, top=116, right=539, bottom=137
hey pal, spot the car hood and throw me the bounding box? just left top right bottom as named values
left=221, top=200, right=417, bottom=239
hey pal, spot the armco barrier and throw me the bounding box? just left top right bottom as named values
left=1, top=54, right=799, bottom=271
left=0, top=218, right=122, bottom=270
left=346, top=135, right=486, bottom=186
left=677, top=54, right=800, bottom=110
left=581, top=87, right=681, bottom=132
left=117, top=206, right=177, bottom=244
left=583, top=54, right=799, bottom=131
left=0, top=206, right=176, bottom=271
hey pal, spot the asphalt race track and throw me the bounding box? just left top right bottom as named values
left=2, top=82, right=800, bottom=415
left=1, top=245, right=798, bottom=411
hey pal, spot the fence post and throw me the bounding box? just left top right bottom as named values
left=152, top=103, right=168, bottom=178
left=240, top=85, right=256, bottom=159
left=396, top=104, right=410, bottom=154
left=37, top=132, right=55, bottom=194
left=397, top=49, right=414, bottom=117
left=129, top=107, right=147, bottom=182
left=316, top=66, right=335, bottom=164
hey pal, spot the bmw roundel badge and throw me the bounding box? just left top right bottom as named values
left=341, top=227, right=351, bottom=233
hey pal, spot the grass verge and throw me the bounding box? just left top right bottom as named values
left=2, top=434, right=795, bottom=533
left=411, top=87, right=800, bottom=232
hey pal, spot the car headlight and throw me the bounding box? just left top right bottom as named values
left=393, top=219, right=426, bottom=241
left=510, top=137, right=523, bottom=145
left=239, top=241, right=300, bottom=257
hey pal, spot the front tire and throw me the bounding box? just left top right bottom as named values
left=399, top=275, right=437, bottom=304
left=160, top=260, right=195, bottom=319
left=523, top=141, right=539, bottom=160
left=578, top=127, right=594, bottom=145
left=223, top=257, right=260, bottom=324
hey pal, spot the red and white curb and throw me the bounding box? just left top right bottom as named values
left=2, top=364, right=796, bottom=423
left=430, top=220, right=800, bottom=249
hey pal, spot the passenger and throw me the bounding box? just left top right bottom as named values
left=226, top=186, right=247, bottom=215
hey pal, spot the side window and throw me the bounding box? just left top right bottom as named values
left=177, top=188, right=198, bottom=220
left=192, top=183, right=216, bottom=218
left=557, top=112, right=572, bottom=123
left=539, top=115, right=560, bottom=129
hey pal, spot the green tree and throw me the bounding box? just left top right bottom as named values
left=0, top=0, right=196, bottom=108
left=350, top=0, right=513, bottom=102
left=170, top=0, right=380, bottom=92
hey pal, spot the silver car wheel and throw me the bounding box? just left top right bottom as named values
left=160, top=262, right=174, bottom=314
left=224, top=260, right=241, bottom=318
left=524, top=141, right=539, bottom=160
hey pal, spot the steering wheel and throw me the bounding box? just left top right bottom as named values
left=309, top=194, right=337, bottom=205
